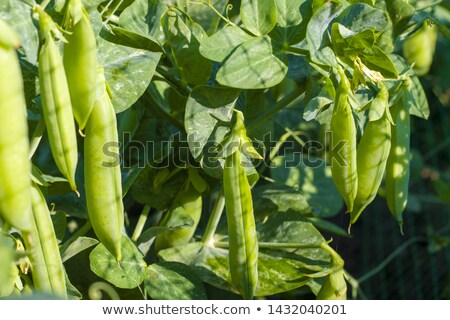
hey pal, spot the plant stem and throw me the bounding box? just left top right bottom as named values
left=40, top=0, right=51, bottom=10
left=357, top=236, right=428, bottom=284
left=132, top=205, right=151, bottom=241
left=155, top=65, right=192, bottom=97
left=214, top=241, right=327, bottom=250
left=202, top=189, right=225, bottom=246
left=247, top=84, right=306, bottom=133
left=29, top=118, right=46, bottom=159
left=88, top=282, right=121, bottom=300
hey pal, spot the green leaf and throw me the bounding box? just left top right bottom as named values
left=61, top=237, right=99, bottom=263
left=336, top=3, right=388, bottom=34
left=131, top=167, right=187, bottom=210
left=185, top=86, right=238, bottom=158
left=146, top=262, right=207, bottom=299
left=97, top=37, right=161, bottom=113
left=241, top=0, right=277, bottom=36
left=176, top=0, right=228, bottom=35
left=158, top=242, right=332, bottom=297
left=271, top=153, right=344, bottom=217
left=386, top=0, right=415, bottom=36
left=216, top=36, right=288, bottom=89
left=253, top=184, right=311, bottom=216
left=161, top=10, right=212, bottom=85
left=360, top=46, right=398, bottom=79
left=199, top=26, right=254, bottom=62
left=406, top=75, right=429, bottom=119
left=303, top=76, right=335, bottom=121
left=100, top=26, right=163, bottom=52
left=306, top=1, right=342, bottom=67
left=0, top=0, right=39, bottom=64
left=90, top=236, right=147, bottom=289
left=119, top=0, right=166, bottom=44
left=270, top=0, right=312, bottom=46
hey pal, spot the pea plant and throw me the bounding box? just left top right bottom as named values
left=0, top=0, right=446, bottom=300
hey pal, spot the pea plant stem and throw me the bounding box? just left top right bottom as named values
left=215, top=241, right=327, bottom=250
left=29, top=117, right=46, bottom=159
left=132, top=205, right=151, bottom=241
left=202, top=189, right=225, bottom=246
left=247, top=84, right=306, bottom=133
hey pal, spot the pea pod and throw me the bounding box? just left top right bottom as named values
left=403, top=23, right=437, bottom=76
left=84, top=68, right=123, bottom=262
left=0, top=18, right=20, bottom=48
left=36, top=7, right=78, bottom=191
left=0, top=19, right=32, bottom=231
left=63, top=0, right=98, bottom=130
left=23, top=183, right=67, bottom=298
left=386, top=99, right=410, bottom=229
left=223, top=111, right=259, bottom=300
left=154, top=182, right=202, bottom=252
left=317, top=244, right=346, bottom=300
left=330, top=68, right=357, bottom=213
left=350, top=86, right=391, bottom=224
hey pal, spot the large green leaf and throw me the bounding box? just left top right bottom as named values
left=241, top=0, right=278, bottom=36
left=119, top=0, right=167, bottom=44
left=161, top=10, right=212, bottom=86
left=158, top=242, right=332, bottom=297
left=270, top=0, right=312, bottom=46
left=253, top=184, right=311, bottom=216
left=90, top=236, right=147, bottom=289
left=185, top=85, right=239, bottom=159
left=216, top=36, right=288, bottom=89
left=176, top=0, right=228, bottom=35
left=97, top=37, right=161, bottom=113
left=306, top=1, right=343, bottom=68
left=199, top=26, right=254, bottom=62
left=271, top=153, right=344, bottom=217
left=146, top=262, right=207, bottom=299
left=61, top=237, right=99, bottom=263
left=336, top=3, right=388, bottom=34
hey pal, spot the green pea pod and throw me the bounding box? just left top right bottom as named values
left=403, top=23, right=437, bottom=76
left=0, top=22, right=32, bottom=231
left=154, top=182, right=202, bottom=252
left=0, top=18, right=20, bottom=48
left=330, top=68, right=357, bottom=213
left=84, top=68, right=123, bottom=262
left=23, top=183, right=67, bottom=298
left=63, top=0, right=97, bottom=130
left=386, top=100, right=410, bottom=230
left=350, top=86, right=392, bottom=224
left=37, top=8, right=78, bottom=191
left=317, top=244, right=346, bottom=300
left=223, top=138, right=258, bottom=300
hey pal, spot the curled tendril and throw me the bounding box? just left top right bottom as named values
left=88, top=282, right=120, bottom=300
left=226, top=4, right=233, bottom=21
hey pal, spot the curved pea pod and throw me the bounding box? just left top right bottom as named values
left=0, top=18, right=20, bottom=48
left=386, top=100, right=410, bottom=230
left=84, top=68, right=123, bottom=262
left=223, top=147, right=258, bottom=300
left=63, top=0, right=98, bottom=130
left=0, top=27, right=32, bottom=231
left=317, top=244, right=346, bottom=300
left=23, top=183, right=67, bottom=298
left=403, top=23, right=437, bottom=76
left=350, top=95, right=392, bottom=224
left=154, top=183, right=202, bottom=252
left=37, top=9, right=78, bottom=191
left=330, top=69, right=357, bottom=213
